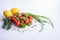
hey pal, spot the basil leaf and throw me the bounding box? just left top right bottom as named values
left=2, top=18, right=7, bottom=29
left=19, top=24, right=26, bottom=28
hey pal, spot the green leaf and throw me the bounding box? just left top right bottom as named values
left=2, top=17, right=12, bottom=30
left=7, top=19, right=12, bottom=30
left=2, top=18, right=7, bottom=29
left=19, top=23, right=26, bottom=28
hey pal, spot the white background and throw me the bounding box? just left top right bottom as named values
left=0, top=0, right=60, bottom=40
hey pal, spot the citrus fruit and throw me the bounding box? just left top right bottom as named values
left=3, top=10, right=13, bottom=17
left=11, top=8, right=20, bottom=15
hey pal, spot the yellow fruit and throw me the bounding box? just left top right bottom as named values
left=3, top=10, right=13, bottom=17
left=11, top=8, right=20, bottom=15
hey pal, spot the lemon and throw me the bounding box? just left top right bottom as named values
left=11, top=8, right=20, bottom=15
left=3, top=10, right=13, bottom=17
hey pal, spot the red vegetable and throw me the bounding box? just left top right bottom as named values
left=28, top=19, right=32, bottom=23
left=10, top=14, right=33, bottom=26
left=28, top=16, right=33, bottom=19
left=20, top=13, right=25, bottom=16
left=20, top=16, right=24, bottom=19
left=20, top=20, right=24, bottom=23
left=24, top=19, right=29, bottom=24
left=10, top=16, right=20, bottom=26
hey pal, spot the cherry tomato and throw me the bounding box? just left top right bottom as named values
left=15, top=21, right=20, bottom=26
left=10, top=17, right=20, bottom=26
left=28, top=16, right=33, bottom=19
left=20, top=16, right=24, bottom=19
left=24, top=19, right=29, bottom=24
left=28, top=19, right=32, bottom=23
left=20, top=13, right=25, bottom=16
left=20, top=20, right=24, bottom=23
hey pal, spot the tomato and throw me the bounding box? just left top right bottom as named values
left=27, top=16, right=33, bottom=23
left=28, top=16, right=33, bottom=19
left=24, top=16, right=33, bottom=24
left=20, top=13, right=25, bottom=16
left=28, top=19, right=32, bottom=23
left=24, top=19, right=32, bottom=25
left=10, top=17, right=20, bottom=26
left=20, top=16, right=24, bottom=19
left=24, top=19, right=29, bottom=24
left=20, top=16, right=27, bottom=20
left=20, top=20, right=24, bottom=23
left=15, top=21, right=20, bottom=26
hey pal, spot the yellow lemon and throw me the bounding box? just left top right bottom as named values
left=3, top=10, right=13, bottom=17
left=11, top=8, right=20, bottom=15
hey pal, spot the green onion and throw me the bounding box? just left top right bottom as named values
left=24, top=13, right=54, bottom=32
left=38, top=15, right=54, bottom=28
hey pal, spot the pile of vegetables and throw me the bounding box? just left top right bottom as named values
left=2, top=8, right=54, bottom=32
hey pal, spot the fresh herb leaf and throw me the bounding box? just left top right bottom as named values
left=7, top=19, right=12, bottom=30
left=19, top=23, right=26, bottom=28
left=2, top=18, right=7, bottom=29
left=2, top=17, right=12, bottom=30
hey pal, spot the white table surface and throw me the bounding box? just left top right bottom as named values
left=0, top=0, right=60, bottom=40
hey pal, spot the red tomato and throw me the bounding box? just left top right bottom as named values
left=15, top=21, right=20, bottom=26
left=28, top=19, right=32, bottom=23
left=20, top=16, right=24, bottom=19
left=28, top=16, right=33, bottom=19
left=20, top=13, right=25, bottom=16
left=10, top=17, right=20, bottom=26
left=24, top=19, right=29, bottom=24
left=20, top=20, right=24, bottom=23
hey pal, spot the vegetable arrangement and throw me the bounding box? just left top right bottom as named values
left=2, top=8, right=54, bottom=32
